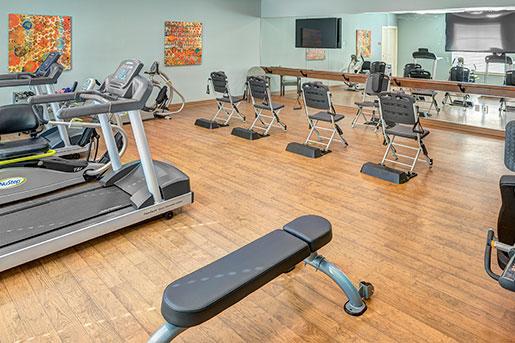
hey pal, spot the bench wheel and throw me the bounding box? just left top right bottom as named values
left=358, top=281, right=374, bottom=300
left=164, top=211, right=174, bottom=220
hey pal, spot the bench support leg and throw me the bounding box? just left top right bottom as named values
left=305, top=253, right=369, bottom=316
left=148, top=323, right=187, bottom=343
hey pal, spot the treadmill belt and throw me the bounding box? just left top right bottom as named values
left=0, top=187, right=132, bottom=248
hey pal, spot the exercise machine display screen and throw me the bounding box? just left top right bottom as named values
left=111, top=60, right=143, bottom=89
left=35, top=52, right=61, bottom=76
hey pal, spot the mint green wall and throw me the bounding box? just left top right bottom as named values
left=0, top=0, right=261, bottom=104
left=260, top=13, right=397, bottom=88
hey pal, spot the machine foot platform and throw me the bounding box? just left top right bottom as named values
left=194, top=118, right=228, bottom=129
left=286, top=142, right=330, bottom=158
left=231, top=127, right=267, bottom=140
left=360, top=162, right=416, bottom=184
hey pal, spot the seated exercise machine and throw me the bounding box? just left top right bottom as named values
left=194, top=71, right=246, bottom=129
left=442, top=57, right=474, bottom=108
left=231, top=76, right=286, bottom=140
left=286, top=82, right=348, bottom=158
left=344, top=54, right=364, bottom=91
left=403, top=49, right=441, bottom=117
left=361, top=92, right=432, bottom=184
left=484, top=121, right=515, bottom=292
left=352, top=72, right=390, bottom=129
left=0, top=59, right=193, bottom=272
left=149, top=215, right=374, bottom=342
left=0, top=52, right=97, bottom=156
left=500, top=70, right=515, bottom=115
left=139, top=61, right=185, bottom=121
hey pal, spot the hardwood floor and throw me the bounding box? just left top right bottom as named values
left=0, top=97, right=514, bottom=342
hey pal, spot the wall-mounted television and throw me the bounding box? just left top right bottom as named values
left=295, top=18, right=342, bottom=49
left=446, top=11, right=515, bottom=53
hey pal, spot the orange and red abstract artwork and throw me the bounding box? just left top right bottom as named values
left=8, top=13, right=72, bottom=72
left=165, top=21, right=203, bottom=66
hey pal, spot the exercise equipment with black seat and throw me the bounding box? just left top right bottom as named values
left=352, top=72, right=389, bottom=129
left=442, top=57, right=474, bottom=108
left=0, top=52, right=97, bottom=156
left=286, top=82, right=348, bottom=158
left=148, top=215, right=374, bottom=342
left=231, top=76, right=286, bottom=140
left=194, top=71, right=246, bottom=129
left=139, top=61, right=185, bottom=121
left=484, top=121, right=515, bottom=292
left=0, top=59, right=193, bottom=272
left=361, top=92, right=433, bottom=184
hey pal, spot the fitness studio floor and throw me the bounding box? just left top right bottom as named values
left=1, top=96, right=513, bottom=342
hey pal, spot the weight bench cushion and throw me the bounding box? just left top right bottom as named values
left=309, top=111, right=344, bottom=122
left=385, top=124, right=430, bottom=139
left=161, top=215, right=332, bottom=329
left=0, top=136, right=50, bottom=160
left=217, top=96, right=243, bottom=104
left=255, top=103, right=284, bottom=111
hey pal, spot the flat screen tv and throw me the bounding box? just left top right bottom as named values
left=446, top=11, right=515, bottom=52
left=295, top=18, right=342, bottom=49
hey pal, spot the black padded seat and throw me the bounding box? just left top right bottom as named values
left=354, top=100, right=378, bottom=108
left=309, top=111, right=344, bottom=122
left=385, top=124, right=430, bottom=139
left=161, top=215, right=332, bottom=329
left=0, top=136, right=50, bottom=160
left=255, top=103, right=284, bottom=111
left=217, top=96, right=243, bottom=104
left=0, top=104, right=44, bottom=135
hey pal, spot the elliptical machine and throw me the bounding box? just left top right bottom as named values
left=139, top=61, right=185, bottom=121
left=484, top=121, right=515, bottom=292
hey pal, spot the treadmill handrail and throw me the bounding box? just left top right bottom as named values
left=0, top=76, right=60, bottom=88
left=29, top=92, right=79, bottom=104
left=0, top=72, right=35, bottom=80
left=57, top=98, right=139, bottom=119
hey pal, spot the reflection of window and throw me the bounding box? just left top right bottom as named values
left=451, top=51, right=509, bottom=74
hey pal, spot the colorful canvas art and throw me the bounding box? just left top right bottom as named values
left=8, top=14, right=72, bottom=72
left=356, top=30, right=372, bottom=58
left=164, top=21, right=203, bottom=66
left=306, top=48, right=326, bottom=61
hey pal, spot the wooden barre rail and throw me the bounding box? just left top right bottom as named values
left=261, top=66, right=515, bottom=98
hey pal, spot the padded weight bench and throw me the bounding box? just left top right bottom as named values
left=149, top=215, right=374, bottom=342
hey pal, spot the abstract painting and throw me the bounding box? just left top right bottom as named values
left=356, top=30, right=372, bottom=58
left=8, top=14, right=72, bottom=72
left=306, top=48, right=326, bottom=61
left=164, top=21, right=203, bottom=66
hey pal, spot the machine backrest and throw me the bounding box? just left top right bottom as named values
left=506, top=121, right=515, bottom=171
left=404, top=63, right=422, bottom=77
left=379, top=92, right=417, bottom=125
left=0, top=104, right=44, bottom=135
left=370, top=61, right=386, bottom=74
left=210, top=71, right=229, bottom=94
left=449, top=66, right=471, bottom=82
left=361, top=61, right=371, bottom=73
left=365, top=73, right=389, bottom=96
left=409, top=69, right=432, bottom=79
left=505, top=71, right=515, bottom=86
left=247, top=76, right=269, bottom=101
left=302, top=82, right=331, bottom=111
left=412, top=48, right=437, bottom=61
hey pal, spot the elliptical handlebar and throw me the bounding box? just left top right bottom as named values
left=485, top=228, right=515, bottom=291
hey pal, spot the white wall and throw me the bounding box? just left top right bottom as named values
left=0, top=0, right=261, bottom=104
left=261, top=0, right=515, bottom=17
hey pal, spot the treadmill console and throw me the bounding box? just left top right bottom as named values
left=34, top=52, right=62, bottom=77
left=109, top=60, right=143, bottom=91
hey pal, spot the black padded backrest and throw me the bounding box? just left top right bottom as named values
left=247, top=76, right=268, bottom=101
left=302, top=82, right=330, bottom=110
left=409, top=69, right=432, bottom=79
left=506, top=71, right=515, bottom=86
left=449, top=66, right=471, bottom=82
left=210, top=71, right=228, bottom=94
left=370, top=61, right=386, bottom=74
left=365, top=73, right=389, bottom=96
left=379, top=92, right=417, bottom=125
left=404, top=63, right=421, bottom=77
left=0, top=104, right=44, bottom=135
left=361, top=61, right=371, bottom=72
left=506, top=121, right=515, bottom=171
left=413, top=48, right=437, bottom=60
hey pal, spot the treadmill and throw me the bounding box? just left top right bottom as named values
left=0, top=52, right=94, bottom=156
left=0, top=59, right=193, bottom=272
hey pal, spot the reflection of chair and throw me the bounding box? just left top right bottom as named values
left=352, top=73, right=389, bottom=129
left=194, top=71, right=246, bottom=129
left=443, top=66, right=473, bottom=108
left=286, top=82, right=348, bottom=158
left=231, top=76, right=286, bottom=140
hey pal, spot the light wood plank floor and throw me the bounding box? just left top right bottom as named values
left=0, top=97, right=514, bottom=343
